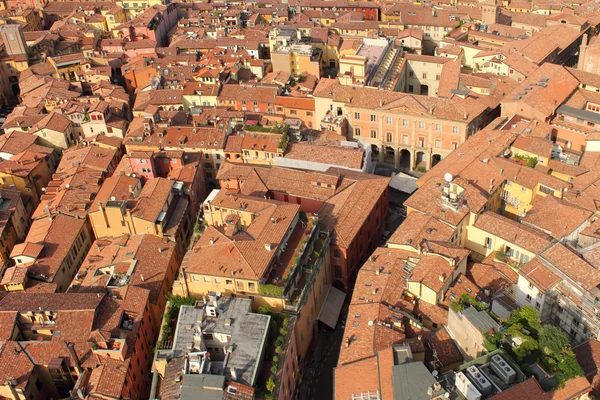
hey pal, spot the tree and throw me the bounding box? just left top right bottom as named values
left=507, top=323, right=538, bottom=360
left=539, top=325, right=570, bottom=358
left=510, top=306, right=541, bottom=337
left=555, top=353, right=584, bottom=387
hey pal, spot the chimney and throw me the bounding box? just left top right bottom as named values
left=210, top=238, right=215, bottom=244
left=375, top=267, right=380, bottom=275
left=230, top=367, right=237, bottom=381
left=439, top=274, right=445, bottom=282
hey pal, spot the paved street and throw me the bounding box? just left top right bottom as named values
left=297, top=322, right=345, bottom=400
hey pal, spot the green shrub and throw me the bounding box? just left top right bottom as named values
left=494, top=250, right=506, bottom=262
left=259, top=284, right=285, bottom=297
left=257, top=305, right=272, bottom=315
left=266, top=376, right=276, bottom=393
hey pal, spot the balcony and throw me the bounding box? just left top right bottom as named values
left=259, top=215, right=321, bottom=300
left=264, top=215, right=317, bottom=285
left=92, top=338, right=127, bottom=361
left=285, top=230, right=331, bottom=313
left=493, top=249, right=522, bottom=269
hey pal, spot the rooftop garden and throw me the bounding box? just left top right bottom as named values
left=255, top=311, right=293, bottom=400
left=514, top=153, right=538, bottom=168
left=450, top=293, right=487, bottom=313
left=155, top=294, right=196, bottom=350
left=287, top=230, right=331, bottom=311
left=264, top=215, right=318, bottom=290
left=243, top=123, right=289, bottom=136
left=494, top=250, right=522, bottom=269
left=482, top=306, right=584, bottom=390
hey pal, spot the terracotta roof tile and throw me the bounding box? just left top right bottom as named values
left=474, top=211, right=552, bottom=254
left=521, top=195, right=592, bottom=239
left=519, top=258, right=561, bottom=291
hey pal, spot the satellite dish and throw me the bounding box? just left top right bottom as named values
left=367, top=320, right=373, bottom=326
left=444, top=173, right=453, bottom=183
left=432, top=370, right=439, bottom=377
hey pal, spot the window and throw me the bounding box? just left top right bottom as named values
left=485, top=237, right=492, bottom=249
left=529, top=282, right=534, bottom=289
left=236, top=281, right=244, bottom=290
left=386, top=133, right=392, bottom=142
left=248, top=282, right=256, bottom=291
left=418, top=121, right=425, bottom=129
left=226, top=279, right=233, bottom=285
left=408, top=85, right=414, bottom=92
left=214, top=278, right=221, bottom=284
left=521, top=187, right=527, bottom=192
left=422, top=73, right=427, bottom=79
left=334, top=265, right=343, bottom=279
left=539, top=185, right=554, bottom=195
left=435, top=124, right=442, bottom=132
left=386, top=117, right=392, bottom=125
left=409, top=71, right=414, bottom=77
left=203, top=277, right=210, bottom=282
left=371, top=130, right=376, bottom=138
left=451, top=142, right=458, bottom=150
left=355, top=127, right=361, bottom=136
left=354, top=112, right=360, bottom=120
left=290, top=110, right=297, bottom=115
left=453, top=126, right=459, bottom=134
left=435, top=139, right=441, bottom=148
left=535, top=302, right=541, bottom=310
left=307, top=111, right=313, bottom=116
left=402, top=135, right=409, bottom=145
left=526, top=294, right=532, bottom=302
left=402, top=119, right=408, bottom=127
left=334, top=248, right=341, bottom=258
left=370, top=114, right=376, bottom=122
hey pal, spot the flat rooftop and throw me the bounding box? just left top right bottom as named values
left=173, top=297, right=270, bottom=386
left=357, top=39, right=388, bottom=77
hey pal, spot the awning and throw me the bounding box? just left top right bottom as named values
left=318, top=286, right=346, bottom=329
left=389, top=172, right=418, bottom=194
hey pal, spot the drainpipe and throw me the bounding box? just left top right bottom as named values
left=5, top=381, right=19, bottom=400
left=66, top=342, right=82, bottom=375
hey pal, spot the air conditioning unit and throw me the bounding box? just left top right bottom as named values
left=491, top=355, right=516, bottom=384
left=466, top=366, right=492, bottom=396
left=206, top=305, right=217, bottom=317
left=455, top=372, right=481, bottom=400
